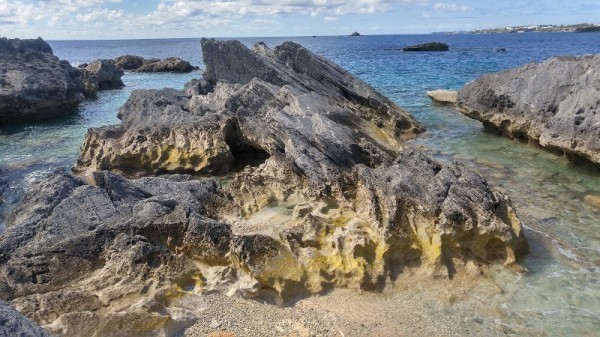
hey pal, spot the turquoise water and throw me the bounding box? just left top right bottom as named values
left=1, top=33, right=600, bottom=335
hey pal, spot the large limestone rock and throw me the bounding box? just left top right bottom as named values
left=0, top=37, right=84, bottom=124
left=456, top=55, right=600, bottom=165
left=75, top=39, right=424, bottom=177
left=2, top=39, right=528, bottom=336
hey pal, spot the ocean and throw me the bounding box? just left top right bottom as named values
left=1, top=33, right=600, bottom=335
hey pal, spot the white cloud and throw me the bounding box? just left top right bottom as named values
left=0, top=0, right=430, bottom=38
left=432, top=2, right=469, bottom=12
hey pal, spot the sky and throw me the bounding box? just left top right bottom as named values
left=0, top=0, right=599, bottom=40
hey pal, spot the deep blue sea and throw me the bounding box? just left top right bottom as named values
left=1, top=33, right=600, bottom=335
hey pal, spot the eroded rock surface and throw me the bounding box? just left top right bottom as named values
left=0, top=38, right=84, bottom=124
left=457, top=55, right=600, bottom=165
left=3, top=39, right=528, bottom=336
left=75, top=39, right=424, bottom=177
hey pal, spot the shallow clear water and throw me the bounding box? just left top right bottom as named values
left=1, top=33, right=600, bottom=335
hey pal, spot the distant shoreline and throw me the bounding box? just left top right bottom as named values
left=433, top=23, right=600, bottom=35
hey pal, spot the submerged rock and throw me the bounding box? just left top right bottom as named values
left=402, top=42, right=449, bottom=52
left=0, top=37, right=84, bottom=124
left=3, top=39, right=528, bottom=336
left=427, top=89, right=458, bottom=105
left=456, top=55, right=600, bottom=166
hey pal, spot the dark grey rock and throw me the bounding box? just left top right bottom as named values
left=133, top=57, right=195, bottom=73
left=84, top=60, right=124, bottom=90
left=113, top=55, right=145, bottom=70
left=77, top=60, right=124, bottom=98
left=457, top=55, right=600, bottom=166
left=1, top=170, right=229, bottom=335
left=112, top=55, right=196, bottom=73
left=402, top=42, right=449, bottom=52
left=0, top=37, right=84, bottom=124
left=0, top=300, right=54, bottom=337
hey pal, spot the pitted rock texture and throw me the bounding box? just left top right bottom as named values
left=457, top=55, right=600, bottom=166
left=0, top=37, right=84, bottom=124
left=75, top=39, right=424, bottom=177
left=3, top=40, right=528, bottom=336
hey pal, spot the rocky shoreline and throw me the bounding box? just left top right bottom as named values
left=0, top=38, right=126, bottom=123
left=0, top=39, right=528, bottom=336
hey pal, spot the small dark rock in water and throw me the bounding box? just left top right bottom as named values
left=134, top=57, right=195, bottom=73
left=496, top=48, right=507, bottom=53
left=78, top=59, right=124, bottom=98
left=114, top=54, right=145, bottom=70
left=110, top=55, right=196, bottom=73
left=350, top=32, right=361, bottom=36
left=402, top=42, right=449, bottom=52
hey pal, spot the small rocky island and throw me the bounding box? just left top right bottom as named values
left=456, top=55, right=600, bottom=166
left=0, top=38, right=527, bottom=336
left=402, top=42, right=449, bottom=52
left=112, top=54, right=197, bottom=72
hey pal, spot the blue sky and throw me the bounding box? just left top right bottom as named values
left=1, top=0, right=599, bottom=40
